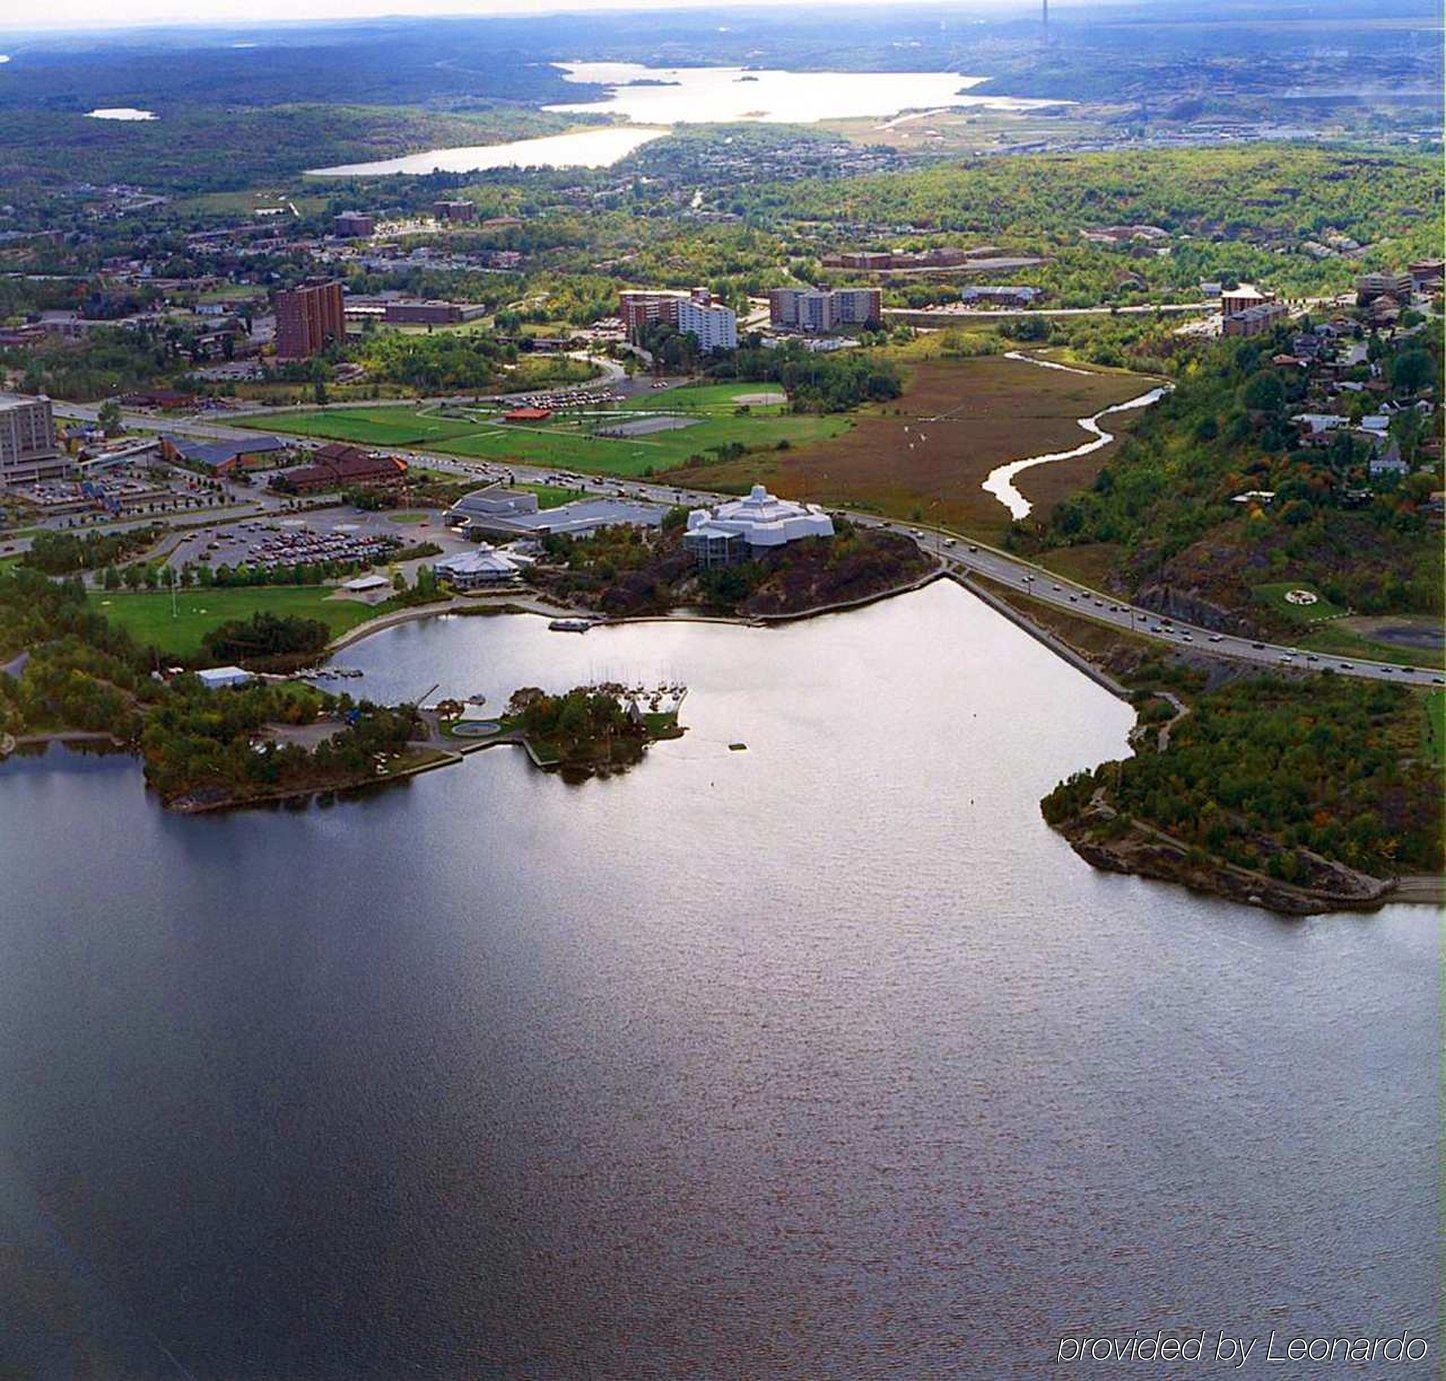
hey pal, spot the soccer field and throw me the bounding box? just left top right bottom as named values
left=92, top=586, right=385, bottom=658
left=241, top=389, right=848, bottom=478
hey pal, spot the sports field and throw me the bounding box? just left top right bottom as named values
left=92, top=586, right=387, bottom=659
left=240, top=384, right=846, bottom=478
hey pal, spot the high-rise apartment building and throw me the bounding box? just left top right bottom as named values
left=768, top=287, right=883, bottom=333
left=0, top=393, right=69, bottom=486
left=275, top=280, right=346, bottom=361
left=619, top=287, right=735, bottom=349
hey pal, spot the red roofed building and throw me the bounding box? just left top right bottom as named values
left=503, top=407, right=552, bottom=422
left=274, top=443, right=408, bottom=493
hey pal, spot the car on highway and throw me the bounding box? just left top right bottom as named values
left=1052, top=584, right=1061, bottom=592
left=967, top=545, right=978, bottom=553
left=1251, top=642, right=1265, bottom=650
left=1340, top=662, right=1353, bottom=669
left=1209, top=635, right=1223, bottom=643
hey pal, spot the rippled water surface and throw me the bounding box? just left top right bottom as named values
left=0, top=583, right=1436, bottom=1378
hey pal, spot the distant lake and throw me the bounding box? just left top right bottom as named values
left=307, top=63, right=1064, bottom=177
left=307, top=125, right=668, bottom=176
left=86, top=107, right=156, bottom=121
left=547, top=61, right=1066, bottom=124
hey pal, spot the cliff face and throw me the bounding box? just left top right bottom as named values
left=1132, top=583, right=1255, bottom=636
left=1053, top=806, right=1396, bottom=917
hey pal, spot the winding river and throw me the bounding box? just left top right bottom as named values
left=0, top=583, right=1436, bottom=1378
left=982, top=352, right=1172, bottom=520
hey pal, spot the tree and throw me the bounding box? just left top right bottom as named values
left=1391, top=349, right=1433, bottom=394
left=97, top=399, right=124, bottom=436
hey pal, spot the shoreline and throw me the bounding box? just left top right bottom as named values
left=14, top=570, right=1441, bottom=918
left=322, top=562, right=947, bottom=656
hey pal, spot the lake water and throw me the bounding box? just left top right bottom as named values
left=547, top=62, right=1062, bottom=125
left=0, top=582, right=1437, bottom=1378
left=307, top=63, right=1063, bottom=176
left=307, top=125, right=669, bottom=177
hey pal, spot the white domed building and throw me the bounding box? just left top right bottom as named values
left=682, top=484, right=835, bottom=568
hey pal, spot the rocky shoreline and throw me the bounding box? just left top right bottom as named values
left=1051, top=797, right=1407, bottom=918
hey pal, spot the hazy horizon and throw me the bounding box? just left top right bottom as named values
left=1, top=0, right=1083, bottom=39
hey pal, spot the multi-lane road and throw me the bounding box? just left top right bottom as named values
left=44, top=402, right=1445, bottom=688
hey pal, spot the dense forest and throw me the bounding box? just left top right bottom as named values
left=1043, top=674, right=1442, bottom=880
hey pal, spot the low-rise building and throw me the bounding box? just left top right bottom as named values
left=196, top=666, right=254, bottom=690
left=682, top=484, right=834, bottom=567
left=434, top=544, right=524, bottom=589
left=1220, top=283, right=1275, bottom=318
left=448, top=488, right=667, bottom=541
left=159, top=433, right=290, bottom=474
left=273, top=443, right=408, bottom=493
left=959, top=285, right=1041, bottom=307
left=446, top=484, right=540, bottom=529
left=333, top=211, right=376, bottom=238
left=433, top=200, right=477, bottom=223
left=1355, top=270, right=1414, bottom=305
left=344, top=296, right=487, bottom=325
left=1222, top=300, right=1288, bottom=337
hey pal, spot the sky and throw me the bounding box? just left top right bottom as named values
left=3, top=0, right=1048, bottom=36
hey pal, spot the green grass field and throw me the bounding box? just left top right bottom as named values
left=616, top=382, right=789, bottom=414
left=241, top=391, right=849, bottom=479
left=1296, top=622, right=1443, bottom=671
left=1252, top=582, right=1348, bottom=625
left=92, top=586, right=387, bottom=659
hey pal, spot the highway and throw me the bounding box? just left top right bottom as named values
left=43, top=403, right=1444, bottom=689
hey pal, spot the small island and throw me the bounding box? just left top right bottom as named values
left=437, top=683, right=686, bottom=780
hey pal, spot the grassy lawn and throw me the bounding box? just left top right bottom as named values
left=240, top=406, right=481, bottom=448
left=617, top=382, right=789, bottom=414
left=244, top=399, right=849, bottom=479
left=1252, top=582, right=1349, bottom=625
left=1296, top=622, right=1444, bottom=671
left=1424, top=690, right=1446, bottom=767
left=92, top=586, right=387, bottom=659
left=436, top=413, right=848, bottom=477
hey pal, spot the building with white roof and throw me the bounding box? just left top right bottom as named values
left=434, top=544, right=524, bottom=590
left=682, top=484, right=834, bottom=568
left=196, top=666, right=254, bottom=690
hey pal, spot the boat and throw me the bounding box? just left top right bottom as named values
left=548, top=618, right=594, bottom=633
